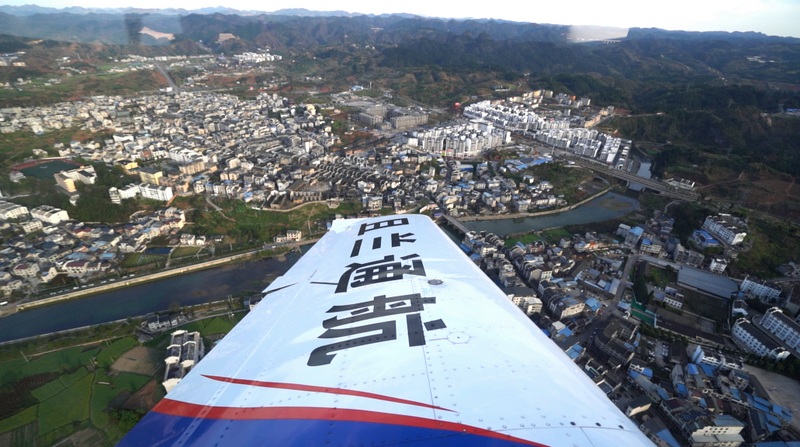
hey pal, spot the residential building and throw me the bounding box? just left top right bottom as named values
left=63, top=260, right=89, bottom=276
left=549, top=295, right=586, bottom=319
left=702, top=214, right=747, bottom=245
left=54, top=165, right=97, bottom=194
left=54, top=172, right=77, bottom=193
left=20, top=219, right=43, bottom=233
left=30, top=205, right=69, bottom=225
left=740, top=277, right=781, bottom=302
left=731, top=319, right=789, bottom=360
left=654, top=286, right=684, bottom=310
left=687, top=414, right=745, bottom=447
left=0, top=200, right=29, bottom=220
left=390, top=113, right=428, bottom=130
left=115, top=159, right=139, bottom=175
left=759, top=307, right=800, bottom=350
left=690, top=345, right=742, bottom=371
left=625, top=226, right=644, bottom=247
left=11, top=262, right=38, bottom=278
left=139, top=166, right=164, bottom=185
left=674, top=244, right=704, bottom=267
left=139, top=183, right=174, bottom=202
left=109, top=184, right=139, bottom=204
left=162, top=330, right=205, bottom=393
left=708, top=258, right=728, bottom=275
left=639, top=238, right=663, bottom=257
left=692, top=230, right=721, bottom=249
left=591, top=316, right=639, bottom=365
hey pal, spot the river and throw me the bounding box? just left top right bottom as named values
left=0, top=192, right=640, bottom=344
left=462, top=192, right=640, bottom=237
left=0, top=253, right=301, bottom=344
left=628, top=159, right=653, bottom=192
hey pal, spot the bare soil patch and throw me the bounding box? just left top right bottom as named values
left=110, top=346, right=160, bottom=376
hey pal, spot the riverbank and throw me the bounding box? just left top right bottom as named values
left=0, top=252, right=305, bottom=344
left=461, top=190, right=641, bottom=238
left=456, top=187, right=611, bottom=222
left=9, top=239, right=318, bottom=314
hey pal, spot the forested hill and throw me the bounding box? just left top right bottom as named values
left=380, top=29, right=800, bottom=84
left=1, top=11, right=797, bottom=83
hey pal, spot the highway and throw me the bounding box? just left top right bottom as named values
left=564, top=156, right=699, bottom=201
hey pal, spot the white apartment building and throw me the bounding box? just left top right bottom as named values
left=0, top=200, right=29, bottom=219
left=20, top=219, right=43, bottom=233
left=30, top=205, right=69, bottom=225
left=108, top=184, right=139, bottom=204
left=139, top=183, right=174, bottom=202
left=740, top=277, right=781, bottom=301
left=690, top=345, right=742, bottom=371
left=760, top=307, right=800, bottom=350
left=163, top=330, right=205, bottom=393
left=731, top=319, right=789, bottom=360
left=688, top=415, right=745, bottom=447
left=63, top=260, right=89, bottom=276
left=11, top=262, right=39, bottom=278
left=709, top=257, right=728, bottom=275
left=702, top=214, right=747, bottom=245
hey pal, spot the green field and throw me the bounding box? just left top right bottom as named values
left=504, top=232, right=545, bottom=247
left=192, top=198, right=362, bottom=243
left=0, top=310, right=248, bottom=445
left=4, top=346, right=99, bottom=387
left=541, top=228, right=572, bottom=243
left=59, top=367, right=90, bottom=388
left=91, top=372, right=116, bottom=429
left=37, top=373, right=92, bottom=434
left=31, top=378, right=65, bottom=402
left=121, top=253, right=167, bottom=268
left=201, top=317, right=235, bottom=335
left=0, top=337, right=158, bottom=446
left=171, top=246, right=203, bottom=257
left=0, top=407, right=37, bottom=434
left=96, top=337, right=138, bottom=368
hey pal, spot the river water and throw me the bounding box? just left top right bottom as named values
left=0, top=254, right=301, bottom=343
left=0, top=192, right=639, bottom=343
left=628, top=160, right=653, bottom=192
left=463, top=192, right=640, bottom=237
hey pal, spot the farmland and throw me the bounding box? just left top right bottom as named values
left=0, top=336, right=155, bottom=446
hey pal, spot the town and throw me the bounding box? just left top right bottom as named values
left=2, top=70, right=800, bottom=446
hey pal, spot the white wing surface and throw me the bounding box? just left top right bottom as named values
left=118, top=214, right=655, bottom=447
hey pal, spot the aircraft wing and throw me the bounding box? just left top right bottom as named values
left=118, top=214, right=654, bottom=447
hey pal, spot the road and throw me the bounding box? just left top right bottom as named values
left=564, top=156, right=699, bottom=201
left=155, top=63, right=179, bottom=93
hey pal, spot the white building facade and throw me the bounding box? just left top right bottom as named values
left=760, top=308, right=800, bottom=351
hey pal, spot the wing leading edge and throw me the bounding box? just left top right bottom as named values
left=118, top=214, right=655, bottom=447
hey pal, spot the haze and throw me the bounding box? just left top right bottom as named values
left=3, top=0, right=799, bottom=38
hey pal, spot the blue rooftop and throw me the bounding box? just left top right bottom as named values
left=700, top=363, right=717, bottom=376
left=655, top=429, right=682, bottom=447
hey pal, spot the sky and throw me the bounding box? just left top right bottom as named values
left=3, top=0, right=800, bottom=38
